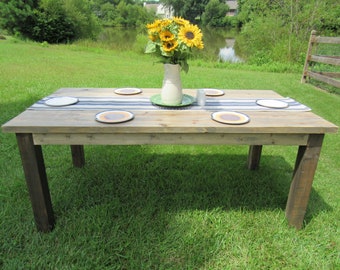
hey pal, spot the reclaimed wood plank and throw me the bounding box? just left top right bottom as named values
left=2, top=89, right=337, bottom=135
left=33, top=133, right=309, bottom=146
left=247, top=145, right=263, bottom=170
left=310, top=55, right=340, bottom=66
left=307, top=71, right=340, bottom=88
left=16, top=133, right=55, bottom=232
left=71, top=145, right=85, bottom=167
left=316, top=72, right=340, bottom=78
left=316, top=36, right=340, bottom=44
left=301, top=30, right=317, bottom=82
left=3, top=109, right=338, bottom=134
left=301, top=30, right=340, bottom=86
left=285, top=134, right=324, bottom=229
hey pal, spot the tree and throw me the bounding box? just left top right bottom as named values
left=0, top=0, right=101, bottom=42
left=63, top=0, right=101, bottom=40
left=202, top=0, right=229, bottom=27
left=98, top=2, right=119, bottom=26
left=160, top=0, right=185, bottom=17
left=161, top=0, right=210, bottom=23
left=22, top=0, right=76, bottom=43
left=0, top=0, right=39, bottom=35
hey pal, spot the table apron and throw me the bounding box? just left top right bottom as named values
left=33, top=133, right=310, bottom=146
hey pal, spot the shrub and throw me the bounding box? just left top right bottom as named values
left=0, top=0, right=100, bottom=43
left=202, top=0, right=229, bottom=28
left=22, top=8, right=76, bottom=43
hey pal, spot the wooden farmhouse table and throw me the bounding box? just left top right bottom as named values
left=2, top=88, right=338, bottom=232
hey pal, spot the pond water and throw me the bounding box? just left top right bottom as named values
left=200, top=27, right=243, bottom=63
left=96, top=27, right=243, bottom=63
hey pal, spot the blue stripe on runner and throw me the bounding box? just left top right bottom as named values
left=29, top=96, right=311, bottom=111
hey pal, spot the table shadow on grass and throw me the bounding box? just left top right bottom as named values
left=35, top=145, right=333, bottom=268
left=49, top=145, right=331, bottom=226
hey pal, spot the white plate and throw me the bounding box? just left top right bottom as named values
left=45, top=97, right=78, bottom=107
left=114, top=87, right=142, bottom=95
left=200, top=88, right=225, bottom=96
left=256, top=99, right=289, bottom=109
left=95, top=110, right=134, bottom=124
left=211, top=111, right=250, bottom=125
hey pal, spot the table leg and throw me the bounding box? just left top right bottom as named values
left=16, top=133, right=55, bottom=232
left=247, top=145, right=263, bottom=170
left=71, top=145, right=85, bottom=167
left=285, top=134, right=324, bottom=229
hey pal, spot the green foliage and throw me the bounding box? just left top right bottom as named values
left=236, top=0, right=340, bottom=65
left=114, top=2, right=153, bottom=27
left=236, top=15, right=288, bottom=63
left=317, top=4, right=340, bottom=35
left=201, top=0, right=229, bottom=28
left=0, top=0, right=100, bottom=43
left=92, top=1, right=155, bottom=27
left=158, top=0, right=234, bottom=27
left=0, top=0, right=38, bottom=35
left=22, top=0, right=76, bottom=43
left=161, top=0, right=210, bottom=23
left=63, top=0, right=101, bottom=40
left=97, top=2, right=119, bottom=26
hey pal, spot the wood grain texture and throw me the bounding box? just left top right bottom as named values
left=301, top=31, right=340, bottom=85
left=2, top=89, right=338, bottom=135
left=71, top=145, right=85, bottom=167
left=247, top=145, right=263, bottom=170
left=285, top=134, right=325, bottom=229
left=16, top=133, right=55, bottom=232
left=33, top=133, right=309, bottom=146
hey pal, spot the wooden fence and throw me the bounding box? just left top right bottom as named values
left=301, top=30, right=340, bottom=88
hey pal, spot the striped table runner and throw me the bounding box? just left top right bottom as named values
left=29, top=96, right=311, bottom=112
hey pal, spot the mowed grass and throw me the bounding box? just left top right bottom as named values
left=0, top=38, right=339, bottom=269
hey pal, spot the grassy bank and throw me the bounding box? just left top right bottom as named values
left=1, top=38, right=339, bottom=269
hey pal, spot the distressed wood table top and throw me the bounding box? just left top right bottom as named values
left=2, top=88, right=338, bottom=137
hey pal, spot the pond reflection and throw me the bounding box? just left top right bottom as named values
left=97, top=27, right=139, bottom=49
left=219, top=47, right=243, bottom=63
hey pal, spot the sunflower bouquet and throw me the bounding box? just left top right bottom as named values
left=145, top=17, right=204, bottom=73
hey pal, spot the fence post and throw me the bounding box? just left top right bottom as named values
left=301, top=30, right=317, bottom=83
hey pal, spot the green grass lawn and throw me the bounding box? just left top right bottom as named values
left=1, top=38, right=339, bottom=269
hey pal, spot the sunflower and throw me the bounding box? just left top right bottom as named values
left=178, top=24, right=203, bottom=48
left=196, top=39, right=204, bottom=49
left=146, top=19, right=162, bottom=30
left=160, top=30, right=174, bottom=42
left=148, top=32, right=158, bottom=42
left=162, top=40, right=178, bottom=53
left=160, top=19, right=172, bottom=28
left=173, top=17, right=190, bottom=27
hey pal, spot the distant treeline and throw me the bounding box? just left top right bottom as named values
left=0, top=0, right=155, bottom=43
left=1, top=0, right=339, bottom=65
left=0, top=0, right=236, bottom=44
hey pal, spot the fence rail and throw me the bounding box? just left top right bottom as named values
left=301, top=30, right=340, bottom=88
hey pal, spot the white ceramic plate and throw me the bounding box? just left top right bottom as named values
left=114, top=87, right=142, bottom=95
left=95, top=110, right=134, bottom=124
left=256, top=99, right=289, bottom=109
left=211, top=111, right=250, bottom=125
left=200, top=88, right=225, bottom=96
left=45, top=97, right=79, bottom=107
